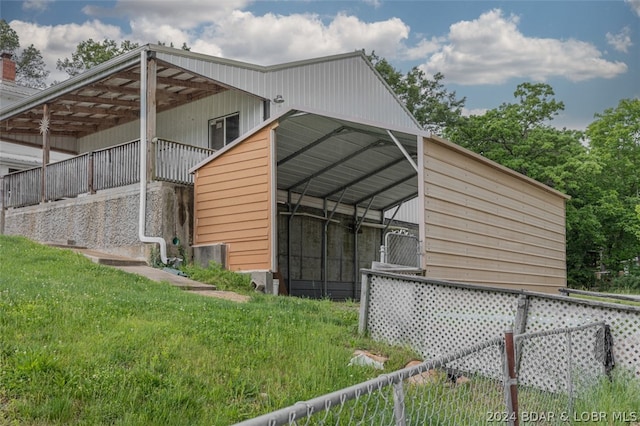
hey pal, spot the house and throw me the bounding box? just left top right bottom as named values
left=0, top=44, right=569, bottom=298
left=0, top=53, right=72, bottom=176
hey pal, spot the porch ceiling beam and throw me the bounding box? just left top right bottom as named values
left=58, top=94, right=139, bottom=108
left=116, top=70, right=226, bottom=91
left=89, top=82, right=197, bottom=103
left=285, top=139, right=386, bottom=191
left=1, top=128, right=79, bottom=137
left=277, top=126, right=349, bottom=166
left=51, top=104, right=136, bottom=117
left=321, top=156, right=409, bottom=199
left=353, top=173, right=416, bottom=206
left=8, top=112, right=119, bottom=125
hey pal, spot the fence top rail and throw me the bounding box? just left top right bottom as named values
left=91, top=138, right=140, bottom=154
left=559, top=288, right=640, bottom=303
left=153, top=137, right=215, bottom=152
left=3, top=164, right=42, bottom=177
left=361, top=269, right=640, bottom=313
left=46, top=152, right=89, bottom=165
left=233, top=335, right=504, bottom=426
left=514, top=321, right=605, bottom=342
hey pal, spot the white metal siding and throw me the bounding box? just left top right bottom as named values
left=269, top=57, right=418, bottom=129
left=77, top=91, right=262, bottom=152
left=156, top=51, right=418, bottom=130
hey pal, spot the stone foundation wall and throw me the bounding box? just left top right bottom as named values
left=3, top=181, right=194, bottom=262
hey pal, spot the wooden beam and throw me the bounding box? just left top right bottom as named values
left=41, top=103, right=50, bottom=202
left=58, top=94, right=139, bottom=108
left=51, top=104, right=136, bottom=117
left=146, top=56, right=157, bottom=182
left=2, top=128, right=79, bottom=137
left=117, top=69, right=225, bottom=91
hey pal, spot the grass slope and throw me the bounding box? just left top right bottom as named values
left=0, top=236, right=416, bottom=425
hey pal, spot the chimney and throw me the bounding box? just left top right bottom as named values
left=1, top=52, right=16, bottom=82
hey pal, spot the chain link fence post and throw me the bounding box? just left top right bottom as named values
left=504, top=328, right=519, bottom=426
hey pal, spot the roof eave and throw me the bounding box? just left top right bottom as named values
left=0, top=45, right=150, bottom=121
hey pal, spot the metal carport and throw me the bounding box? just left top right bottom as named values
left=192, top=107, right=422, bottom=299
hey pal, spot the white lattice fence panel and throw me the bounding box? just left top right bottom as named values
left=526, top=297, right=640, bottom=377
left=366, top=274, right=520, bottom=360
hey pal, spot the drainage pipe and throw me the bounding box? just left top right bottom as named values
left=138, top=49, right=168, bottom=264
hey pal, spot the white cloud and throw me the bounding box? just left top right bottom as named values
left=9, top=19, right=125, bottom=83
left=461, top=107, right=487, bottom=117
left=606, top=27, right=633, bottom=53
left=420, top=9, right=628, bottom=85
left=83, top=0, right=251, bottom=28
left=22, top=0, right=52, bottom=12
left=403, top=37, right=443, bottom=60
left=198, top=11, right=409, bottom=65
left=626, top=0, right=640, bottom=17
left=9, top=5, right=412, bottom=85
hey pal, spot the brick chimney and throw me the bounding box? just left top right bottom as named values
left=1, top=52, right=16, bottom=82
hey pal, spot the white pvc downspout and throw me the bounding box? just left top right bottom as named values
left=139, top=50, right=168, bottom=264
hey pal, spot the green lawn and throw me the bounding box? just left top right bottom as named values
left=0, top=235, right=416, bottom=425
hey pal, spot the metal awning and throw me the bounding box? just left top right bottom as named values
left=274, top=111, right=419, bottom=213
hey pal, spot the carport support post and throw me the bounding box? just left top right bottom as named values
left=322, top=190, right=346, bottom=298
left=353, top=198, right=374, bottom=299
left=287, top=183, right=311, bottom=296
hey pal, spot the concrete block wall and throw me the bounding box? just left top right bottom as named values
left=277, top=205, right=383, bottom=299
left=3, top=181, right=193, bottom=262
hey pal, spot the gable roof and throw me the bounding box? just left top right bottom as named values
left=0, top=45, right=419, bottom=141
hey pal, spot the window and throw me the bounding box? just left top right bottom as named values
left=208, top=113, right=240, bottom=150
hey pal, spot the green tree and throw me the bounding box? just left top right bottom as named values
left=445, top=82, right=611, bottom=287
left=368, top=52, right=465, bottom=135
left=0, top=19, right=20, bottom=54
left=56, top=38, right=139, bottom=77
left=446, top=83, right=583, bottom=185
left=16, top=44, right=49, bottom=89
left=0, top=19, right=49, bottom=88
left=585, top=99, right=640, bottom=274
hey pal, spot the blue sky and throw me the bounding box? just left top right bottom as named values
left=2, top=0, right=639, bottom=130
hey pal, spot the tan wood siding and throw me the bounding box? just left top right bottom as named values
left=423, top=137, right=567, bottom=293
left=194, top=127, right=273, bottom=271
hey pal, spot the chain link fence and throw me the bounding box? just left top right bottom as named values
left=380, top=230, right=421, bottom=268
left=235, top=322, right=609, bottom=426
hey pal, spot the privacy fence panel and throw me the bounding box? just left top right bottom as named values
left=360, top=272, right=520, bottom=360
left=359, top=270, right=640, bottom=377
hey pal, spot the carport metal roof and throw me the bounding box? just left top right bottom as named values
left=275, top=111, right=420, bottom=214
left=194, top=108, right=422, bottom=215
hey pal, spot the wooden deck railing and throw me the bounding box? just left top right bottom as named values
left=93, top=140, right=140, bottom=191
left=2, top=138, right=214, bottom=209
left=2, top=167, right=42, bottom=208
left=153, top=138, right=214, bottom=185
left=45, top=154, right=90, bottom=201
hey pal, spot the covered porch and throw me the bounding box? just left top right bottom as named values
left=0, top=46, right=261, bottom=262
